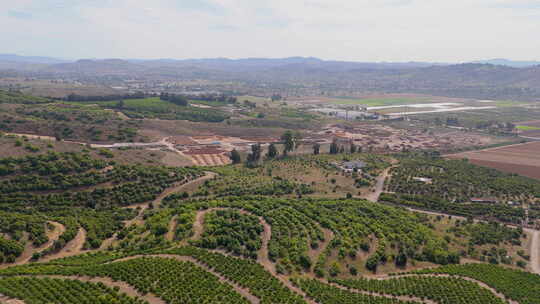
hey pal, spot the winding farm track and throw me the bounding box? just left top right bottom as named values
left=0, top=221, right=65, bottom=269
left=100, top=172, right=217, bottom=249
left=373, top=163, right=540, bottom=276
left=526, top=228, right=540, bottom=274
left=191, top=207, right=318, bottom=304
left=364, top=165, right=395, bottom=202
left=109, top=255, right=260, bottom=304
left=39, top=228, right=86, bottom=263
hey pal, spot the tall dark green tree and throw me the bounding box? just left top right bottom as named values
left=230, top=149, right=241, bottom=164
left=313, top=143, right=320, bottom=155
left=247, top=144, right=262, bottom=166
left=267, top=143, right=278, bottom=159
left=281, top=131, right=295, bottom=154
left=329, top=139, right=339, bottom=154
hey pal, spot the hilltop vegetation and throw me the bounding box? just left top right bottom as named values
left=0, top=151, right=202, bottom=261
left=0, top=90, right=50, bottom=104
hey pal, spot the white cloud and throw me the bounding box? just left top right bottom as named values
left=1, top=0, right=539, bottom=61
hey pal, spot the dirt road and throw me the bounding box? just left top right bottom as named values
left=404, top=206, right=540, bottom=275
left=0, top=221, right=65, bottom=269
left=525, top=228, right=540, bottom=274
left=191, top=207, right=317, bottom=304
left=40, top=228, right=86, bottom=263
left=364, top=166, right=394, bottom=202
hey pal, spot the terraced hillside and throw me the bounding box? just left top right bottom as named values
left=0, top=152, right=203, bottom=265
left=1, top=151, right=540, bottom=304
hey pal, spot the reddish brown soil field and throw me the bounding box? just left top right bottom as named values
left=448, top=142, right=540, bottom=180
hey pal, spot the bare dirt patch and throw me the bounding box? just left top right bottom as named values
left=0, top=294, right=25, bottom=304
left=447, top=141, right=540, bottom=180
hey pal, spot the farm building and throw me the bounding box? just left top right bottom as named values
left=470, top=197, right=499, bottom=204
left=413, top=177, right=433, bottom=184
left=343, top=161, right=367, bottom=170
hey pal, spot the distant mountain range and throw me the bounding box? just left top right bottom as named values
left=471, top=58, right=540, bottom=68
left=1, top=54, right=540, bottom=100
left=0, top=54, right=69, bottom=64
left=2, top=54, right=539, bottom=69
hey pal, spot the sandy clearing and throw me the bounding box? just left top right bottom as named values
left=0, top=294, right=25, bottom=304
left=525, top=228, right=540, bottom=274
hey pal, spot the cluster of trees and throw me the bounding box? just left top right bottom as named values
left=388, top=156, right=540, bottom=203
left=192, top=209, right=263, bottom=259
left=163, top=195, right=459, bottom=277
left=0, top=152, right=203, bottom=255
left=416, top=263, right=540, bottom=304
left=0, top=89, right=50, bottom=104
left=329, top=139, right=362, bottom=155
left=292, top=278, right=408, bottom=304
left=63, top=92, right=146, bottom=102
left=24, top=246, right=304, bottom=304
left=0, top=277, right=145, bottom=304
left=460, top=222, right=522, bottom=246
left=380, top=193, right=527, bottom=224
left=83, top=257, right=249, bottom=304
left=159, top=92, right=188, bottom=106
left=0, top=211, right=49, bottom=247
left=196, top=166, right=313, bottom=197
left=332, top=276, right=505, bottom=304
left=188, top=93, right=237, bottom=104
left=240, top=131, right=303, bottom=166
left=166, top=247, right=305, bottom=304
left=0, top=238, right=24, bottom=263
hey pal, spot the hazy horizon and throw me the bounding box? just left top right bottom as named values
left=2, top=0, right=540, bottom=62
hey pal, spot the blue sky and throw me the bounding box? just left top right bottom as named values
left=2, top=0, right=540, bottom=62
